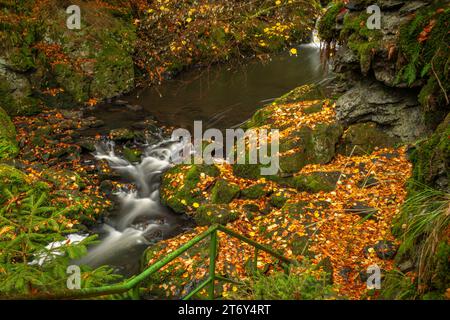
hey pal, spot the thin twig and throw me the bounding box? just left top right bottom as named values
left=430, top=48, right=449, bottom=105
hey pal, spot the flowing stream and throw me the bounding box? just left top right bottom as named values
left=78, top=38, right=328, bottom=276
left=78, top=139, right=191, bottom=275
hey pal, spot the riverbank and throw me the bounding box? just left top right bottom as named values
left=0, top=0, right=448, bottom=300
left=0, top=0, right=321, bottom=115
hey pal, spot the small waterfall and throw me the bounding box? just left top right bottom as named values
left=78, top=138, right=191, bottom=274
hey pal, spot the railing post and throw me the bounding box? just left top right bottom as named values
left=208, top=228, right=218, bottom=300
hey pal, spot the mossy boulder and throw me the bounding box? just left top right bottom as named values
left=109, top=128, right=135, bottom=142
left=242, top=203, right=261, bottom=220
left=123, top=147, right=142, bottom=163
left=0, top=47, right=41, bottom=116
left=211, top=179, right=240, bottom=204
left=269, top=191, right=290, bottom=208
left=409, top=114, right=450, bottom=191
left=240, top=184, right=268, bottom=200
left=292, top=171, right=341, bottom=193
left=0, top=107, right=19, bottom=159
left=279, top=123, right=343, bottom=174
left=194, top=204, right=239, bottom=226
left=243, top=108, right=274, bottom=129
left=281, top=201, right=308, bottom=216
left=337, top=122, right=400, bottom=156
left=273, top=84, right=326, bottom=105
left=234, top=122, right=343, bottom=180
left=303, top=102, right=324, bottom=115
left=160, top=164, right=220, bottom=214
left=0, top=164, right=30, bottom=203
left=232, top=162, right=262, bottom=180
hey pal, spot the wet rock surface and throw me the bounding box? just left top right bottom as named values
left=335, top=80, right=427, bottom=142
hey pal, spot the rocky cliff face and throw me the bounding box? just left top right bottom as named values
left=319, top=0, right=449, bottom=191
left=319, top=0, right=449, bottom=145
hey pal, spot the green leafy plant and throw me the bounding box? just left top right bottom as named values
left=388, top=183, right=450, bottom=298
left=0, top=189, right=121, bottom=297
left=228, top=263, right=337, bottom=300
left=396, top=5, right=449, bottom=110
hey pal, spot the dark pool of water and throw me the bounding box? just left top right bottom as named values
left=89, top=43, right=328, bottom=133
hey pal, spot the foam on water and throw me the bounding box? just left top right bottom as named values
left=78, top=138, right=190, bottom=272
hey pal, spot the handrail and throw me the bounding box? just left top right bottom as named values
left=8, top=224, right=295, bottom=300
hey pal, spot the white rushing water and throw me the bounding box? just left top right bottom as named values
left=78, top=138, right=190, bottom=272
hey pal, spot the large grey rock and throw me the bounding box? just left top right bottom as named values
left=333, top=45, right=359, bottom=74
left=0, top=58, right=39, bottom=115
left=336, top=80, right=428, bottom=142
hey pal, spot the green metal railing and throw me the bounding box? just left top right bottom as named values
left=14, top=224, right=295, bottom=300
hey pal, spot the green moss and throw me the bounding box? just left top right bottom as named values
left=0, top=107, right=19, bottom=159
left=7, top=46, right=36, bottom=72
left=194, top=204, right=239, bottom=226
left=431, top=241, right=450, bottom=293
left=341, top=12, right=382, bottom=74
left=290, top=234, right=314, bottom=258
left=89, top=29, right=135, bottom=99
left=337, top=122, right=400, bottom=156
left=232, top=163, right=262, bottom=180
left=279, top=123, right=343, bottom=174
left=123, top=147, right=142, bottom=163
left=0, top=75, right=40, bottom=116
left=243, top=108, right=273, bottom=129
left=292, top=171, right=341, bottom=193
left=160, top=164, right=220, bottom=213
left=349, top=38, right=379, bottom=75
left=273, top=85, right=325, bottom=105
left=409, top=115, right=450, bottom=190
left=211, top=179, right=240, bottom=204
left=269, top=192, right=288, bottom=209
left=281, top=201, right=308, bottom=217
left=240, top=184, right=268, bottom=200
left=303, top=103, right=324, bottom=115
left=317, top=2, right=344, bottom=43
